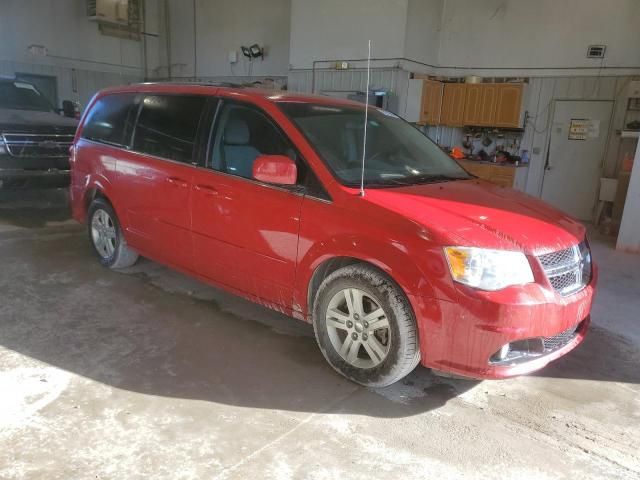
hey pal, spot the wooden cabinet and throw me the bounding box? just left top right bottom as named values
left=405, top=80, right=526, bottom=128
left=421, top=80, right=444, bottom=125
left=440, top=83, right=466, bottom=126
left=494, top=83, right=524, bottom=128
left=478, top=84, right=499, bottom=126
left=464, top=84, right=498, bottom=126
left=463, top=84, right=482, bottom=126
left=406, top=79, right=443, bottom=125
left=456, top=159, right=528, bottom=190
left=464, top=83, right=518, bottom=127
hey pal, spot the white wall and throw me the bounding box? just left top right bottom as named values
left=161, top=0, right=291, bottom=79
left=436, top=0, right=640, bottom=76
left=404, top=0, right=442, bottom=67
left=0, top=0, right=146, bottom=76
left=289, top=0, right=409, bottom=69
left=289, top=0, right=640, bottom=76
left=0, top=0, right=159, bottom=107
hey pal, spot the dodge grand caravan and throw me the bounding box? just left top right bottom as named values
left=70, top=84, right=596, bottom=387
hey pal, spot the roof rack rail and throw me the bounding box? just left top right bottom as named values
left=141, top=80, right=247, bottom=89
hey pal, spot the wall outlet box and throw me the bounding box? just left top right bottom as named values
left=228, top=50, right=238, bottom=64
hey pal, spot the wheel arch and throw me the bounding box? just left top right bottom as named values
left=81, top=175, right=120, bottom=223
left=304, top=252, right=425, bottom=324
left=84, top=186, right=111, bottom=211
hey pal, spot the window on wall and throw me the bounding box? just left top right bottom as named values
left=133, top=95, right=206, bottom=163
left=81, top=94, right=138, bottom=147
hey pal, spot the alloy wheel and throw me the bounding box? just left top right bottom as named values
left=325, top=288, right=391, bottom=368
left=91, top=209, right=117, bottom=259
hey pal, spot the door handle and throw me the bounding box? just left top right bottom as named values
left=166, top=176, right=188, bottom=188
left=194, top=184, right=219, bottom=196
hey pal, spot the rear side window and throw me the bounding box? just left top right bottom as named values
left=133, top=95, right=206, bottom=163
left=81, top=94, right=138, bottom=147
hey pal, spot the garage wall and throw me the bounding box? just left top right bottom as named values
left=0, top=0, right=145, bottom=74
left=289, top=0, right=409, bottom=69
left=0, top=0, right=155, bottom=107
left=435, top=0, right=640, bottom=76
left=159, top=0, right=291, bottom=80
left=520, top=76, right=633, bottom=197
left=0, top=60, right=141, bottom=111
left=403, top=0, right=443, bottom=67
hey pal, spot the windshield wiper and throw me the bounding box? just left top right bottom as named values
left=386, top=174, right=468, bottom=186
left=344, top=174, right=468, bottom=189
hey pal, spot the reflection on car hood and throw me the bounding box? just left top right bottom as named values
left=363, top=179, right=586, bottom=254
left=0, top=108, right=78, bottom=131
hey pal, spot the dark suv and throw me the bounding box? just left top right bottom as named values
left=0, top=77, right=78, bottom=190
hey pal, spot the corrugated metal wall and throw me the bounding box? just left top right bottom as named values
left=288, top=68, right=409, bottom=115
left=289, top=69, right=633, bottom=199
left=520, top=76, right=631, bottom=196
left=0, top=60, right=142, bottom=110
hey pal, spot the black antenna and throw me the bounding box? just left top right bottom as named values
left=359, top=40, right=371, bottom=197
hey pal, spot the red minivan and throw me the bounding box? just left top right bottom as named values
left=70, top=84, right=596, bottom=386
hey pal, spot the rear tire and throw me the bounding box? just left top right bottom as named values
left=87, top=198, right=138, bottom=269
left=312, top=264, right=420, bottom=387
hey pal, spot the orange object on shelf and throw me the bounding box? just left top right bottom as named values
left=622, top=152, right=634, bottom=172
left=450, top=146, right=465, bottom=159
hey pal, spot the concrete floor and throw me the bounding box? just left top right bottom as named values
left=1, top=190, right=639, bottom=480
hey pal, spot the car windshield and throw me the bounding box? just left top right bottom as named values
left=278, top=102, right=470, bottom=187
left=0, top=81, right=54, bottom=112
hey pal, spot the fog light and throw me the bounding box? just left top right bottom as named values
left=497, top=343, right=510, bottom=361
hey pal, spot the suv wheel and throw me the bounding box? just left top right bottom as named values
left=312, top=264, right=420, bottom=387
left=88, top=198, right=138, bottom=269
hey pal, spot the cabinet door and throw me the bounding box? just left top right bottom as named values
left=421, top=80, right=443, bottom=125
left=489, top=168, right=515, bottom=187
left=463, top=84, right=482, bottom=126
left=440, top=83, right=466, bottom=127
left=478, top=84, right=498, bottom=126
left=494, top=84, right=523, bottom=128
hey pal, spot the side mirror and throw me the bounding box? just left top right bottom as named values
left=61, top=100, right=78, bottom=118
left=253, top=154, right=297, bottom=185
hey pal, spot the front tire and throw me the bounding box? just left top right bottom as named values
left=312, top=264, right=420, bottom=387
left=87, top=198, right=138, bottom=269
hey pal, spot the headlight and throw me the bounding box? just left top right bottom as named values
left=444, top=246, right=534, bottom=291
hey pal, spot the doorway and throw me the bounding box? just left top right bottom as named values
left=15, top=73, right=59, bottom=109
left=541, top=100, right=613, bottom=221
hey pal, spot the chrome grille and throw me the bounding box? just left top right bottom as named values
left=538, top=248, right=575, bottom=269
left=1, top=132, right=74, bottom=158
left=537, top=241, right=591, bottom=296
left=543, top=324, right=579, bottom=351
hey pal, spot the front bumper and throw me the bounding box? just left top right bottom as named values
left=411, top=266, right=597, bottom=379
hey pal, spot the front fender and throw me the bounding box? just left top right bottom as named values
left=293, top=212, right=456, bottom=321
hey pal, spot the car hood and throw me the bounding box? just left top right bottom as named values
left=362, top=179, right=586, bottom=254
left=0, top=108, right=78, bottom=131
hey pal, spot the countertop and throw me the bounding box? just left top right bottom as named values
left=454, top=158, right=529, bottom=168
